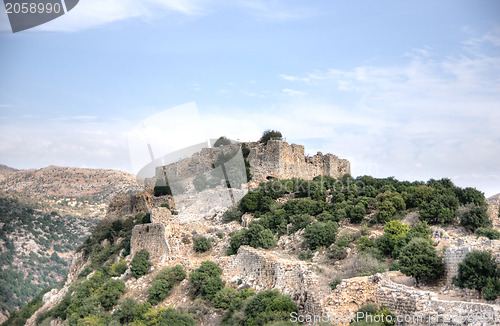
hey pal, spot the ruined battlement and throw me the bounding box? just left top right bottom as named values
left=155, top=140, right=350, bottom=184
left=219, top=246, right=324, bottom=318
left=247, top=140, right=350, bottom=181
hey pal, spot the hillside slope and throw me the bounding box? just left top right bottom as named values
left=0, top=166, right=142, bottom=203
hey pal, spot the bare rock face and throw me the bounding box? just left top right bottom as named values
left=247, top=140, right=350, bottom=181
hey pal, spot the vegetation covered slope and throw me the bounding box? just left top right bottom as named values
left=0, top=196, right=96, bottom=319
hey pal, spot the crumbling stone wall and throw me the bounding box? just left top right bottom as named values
left=131, top=224, right=169, bottom=260
left=219, top=246, right=324, bottom=320
left=154, top=140, right=350, bottom=184
left=322, top=273, right=500, bottom=326
left=247, top=140, right=350, bottom=181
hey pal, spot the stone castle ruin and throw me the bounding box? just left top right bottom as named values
left=153, top=139, right=351, bottom=185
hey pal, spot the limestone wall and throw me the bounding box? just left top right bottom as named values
left=130, top=224, right=170, bottom=260
left=247, top=140, right=350, bottom=181
left=322, top=274, right=500, bottom=326
left=219, top=246, right=324, bottom=320
left=154, top=140, right=350, bottom=184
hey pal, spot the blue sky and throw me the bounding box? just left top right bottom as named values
left=1, top=0, right=500, bottom=196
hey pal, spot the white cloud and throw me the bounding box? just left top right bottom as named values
left=282, top=88, right=306, bottom=96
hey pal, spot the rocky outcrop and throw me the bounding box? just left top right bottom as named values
left=488, top=195, right=500, bottom=227
left=106, top=191, right=155, bottom=219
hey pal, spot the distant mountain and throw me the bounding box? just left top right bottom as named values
left=489, top=193, right=500, bottom=201
left=0, top=165, right=143, bottom=203
left=0, top=164, right=19, bottom=182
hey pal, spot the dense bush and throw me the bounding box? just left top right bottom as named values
left=131, top=249, right=152, bottom=279
left=112, top=298, right=151, bottom=325
left=374, top=191, right=405, bottom=223
left=189, top=261, right=225, bottom=301
left=304, top=221, right=338, bottom=250
left=229, top=222, right=277, bottom=254
left=419, top=194, right=459, bottom=224
left=399, top=238, right=443, bottom=284
left=222, top=289, right=297, bottom=326
left=222, top=206, right=244, bottom=223
left=475, top=227, right=500, bottom=240
left=109, top=259, right=127, bottom=277
left=99, top=279, right=126, bottom=310
left=460, top=205, right=491, bottom=231
left=112, top=299, right=194, bottom=326
left=376, top=220, right=409, bottom=257
left=453, top=250, right=500, bottom=300
left=347, top=253, right=387, bottom=277
left=148, top=265, right=186, bottom=305
left=193, top=236, right=212, bottom=253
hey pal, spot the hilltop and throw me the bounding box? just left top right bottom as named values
left=0, top=165, right=142, bottom=203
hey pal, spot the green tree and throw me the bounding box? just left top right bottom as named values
left=112, top=298, right=151, bottom=325
left=376, top=220, right=409, bottom=257
left=483, top=277, right=500, bottom=301
left=419, top=194, right=459, bottom=224
left=399, top=238, right=443, bottom=284
left=460, top=205, right=491, bottom=231
left=131, top=249, right=152, bottom=279
left=189, top=260, right=225, bottom=301
left=259, top=130, right=282, bottom=143
left=99, top=279, right=125, bottom=310
left=304, top=221, right=338, bottom=250
left=453, top=250, right=500, bottom=297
